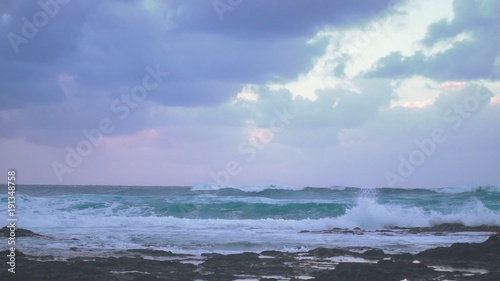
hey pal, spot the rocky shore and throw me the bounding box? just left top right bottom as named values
left=1, top=226, right=499, bottom=281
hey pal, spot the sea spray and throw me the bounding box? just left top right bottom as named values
left=1, top=184, right=499, bottom=256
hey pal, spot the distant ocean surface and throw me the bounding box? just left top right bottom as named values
left=2, top=184, right=500, bottom=257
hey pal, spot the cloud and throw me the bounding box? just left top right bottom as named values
left=171, top=0, right=396, bottom=38
left=366, top=0, right=499, bottom=81
left=422, top=0, right=500, bottom=46
left=1, top=0, right=499, bottom=187
left=0, top=0, right=398, bottom=146
left=0, top=0, right=396, bottom=113
left=365, top=82, right=495, bottom=144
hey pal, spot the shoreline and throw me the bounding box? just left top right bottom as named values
left=1, top=225, right=499, bottom=280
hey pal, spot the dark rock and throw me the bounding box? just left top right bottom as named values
left=201, top=252, right=223, bottom=258
left=308, top=247, right=356, bottom=258
left=395, top=223, right=500, bottom=234
left=361, top=248, right=385, bottom=259
left=375, top=259, right=437, bottom=277
left=313, top=259, right=438, bottom=281
left=200, top=251, right=294, bottom=279
left=0, top=252, right=199, bottom=281
left=484, top=233, right=500, bottom=245
left=0, top=227, right=43, bottom=237
left=321, top=227, right=365, bottom=235
left=2, top=234, right=499, bottom=280
left=260, top=250, right=285, bottom=257
left=460, top=272, right=500, bottom=281
left=390, top=252, right=415, bottom=262
left=313, top=263, right=384, bottom=281
left=417, top=234, right=500, bottom=270
left=0, top=249, right=25, bottom=257
left=127, top=248, right=182, bottom=257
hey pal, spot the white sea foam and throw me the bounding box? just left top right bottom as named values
left=335, top=197, right=500, bottom=229
left=191, top=183, right=306, bottom=192
left=190, top=183, right=500, bottom=194
left=431, top=185, right=500, bottom=194
left=5, top=185, right=499, bottom=257
left=15, top=193, right=500, bottom=231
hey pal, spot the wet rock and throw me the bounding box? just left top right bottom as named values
left=395, top=223, right=500, bottom=234
left=1, top=234, right=499, bottom=280
left=0, top=249, right=25, bottom=257
left=417, top=234, right=500, bottom=271
left=200, top=251, right=294, bottom=280
left=127, top=248, right=185, bottom=257
left=361, top=248, right=385, bottom=259
left=0, top=251, right=198, bottom=281
left=308, top=247, right=356, bottom=258
left=0, top=227, right=43, bottom=237
left=260, top=250, right=286, bottom=257
left=390, top=252, right=415, bottom=262
left=312, top=227, right=365, bottom=235
left=460, top=272, right=500, bottom=281
left=313, top=259, right=438, bottom=281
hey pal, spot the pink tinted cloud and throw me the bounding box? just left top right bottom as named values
left=491, top=96, right=500, bottom=104
left=400, top=99, right=434, bottom=109
left=103, top=129, right=161, bottom=147
left=439, top=81, right=467, bottom=92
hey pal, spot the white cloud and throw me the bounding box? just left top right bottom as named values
left=421, top=32, right=473, bottom=57
left=235, top=85, right=259, bottom=102
left=268, top=0, right=455, bottom=103
left=390, top=76, right=441, bottom=108
left=1, top=0, right=498, bottom=187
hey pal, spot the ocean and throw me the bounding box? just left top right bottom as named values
left=2, top=184, right=500, bottom=258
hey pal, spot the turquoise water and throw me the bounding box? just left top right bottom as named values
left=1, top=184, right=499, bottom=256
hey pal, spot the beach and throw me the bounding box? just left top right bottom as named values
left=1, top=226, right=499, bottom=280
left=1, top=184, right=500, bottom=280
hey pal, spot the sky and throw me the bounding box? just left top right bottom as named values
left=0, top=0, right=499, bottom=188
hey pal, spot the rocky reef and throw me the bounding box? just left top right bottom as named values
left=1, top=228, right=499, bottom=280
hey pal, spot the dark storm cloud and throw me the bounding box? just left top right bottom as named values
left=0, top=60, right=65, bottom=108
left=0, top=0, right=398, bottom=147
left=1, top=0, right=395, bottom=109
left=366, top=0, right=499, bottom=81
left=0, top=1, right=92, bottom=63
left=0, top=1, right=94, bottom=108
left=173, top=0, right=396, bottom=38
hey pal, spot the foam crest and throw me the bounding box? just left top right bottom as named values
left=191, top=184, right=500, bottom=194
left=11, top=186, right=500, bottom=232
left=432, top=185, right=500, bottom=194
left=191, top=183, right=305, bottom=192
left=428, top=199, right=500, bottom=226
left=19, top=197, right=500, bottom=231
left=334, top=197, right=429, bottom=229
left=332, top=197, right=500, bottom=229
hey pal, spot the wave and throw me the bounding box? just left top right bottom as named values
left=12, top=194, right=500, bottom=231
left=19, top=205, right=500, bottom=232
left=190, top=183, right=307, bottom=192
left=335, top=197, right=500, bottom=229
left=431, top=185, right=500, bottom=194
left=190, top=183, right=500, bottom=194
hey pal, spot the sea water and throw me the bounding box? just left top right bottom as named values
left=1, top=184, right=499, bottom=258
